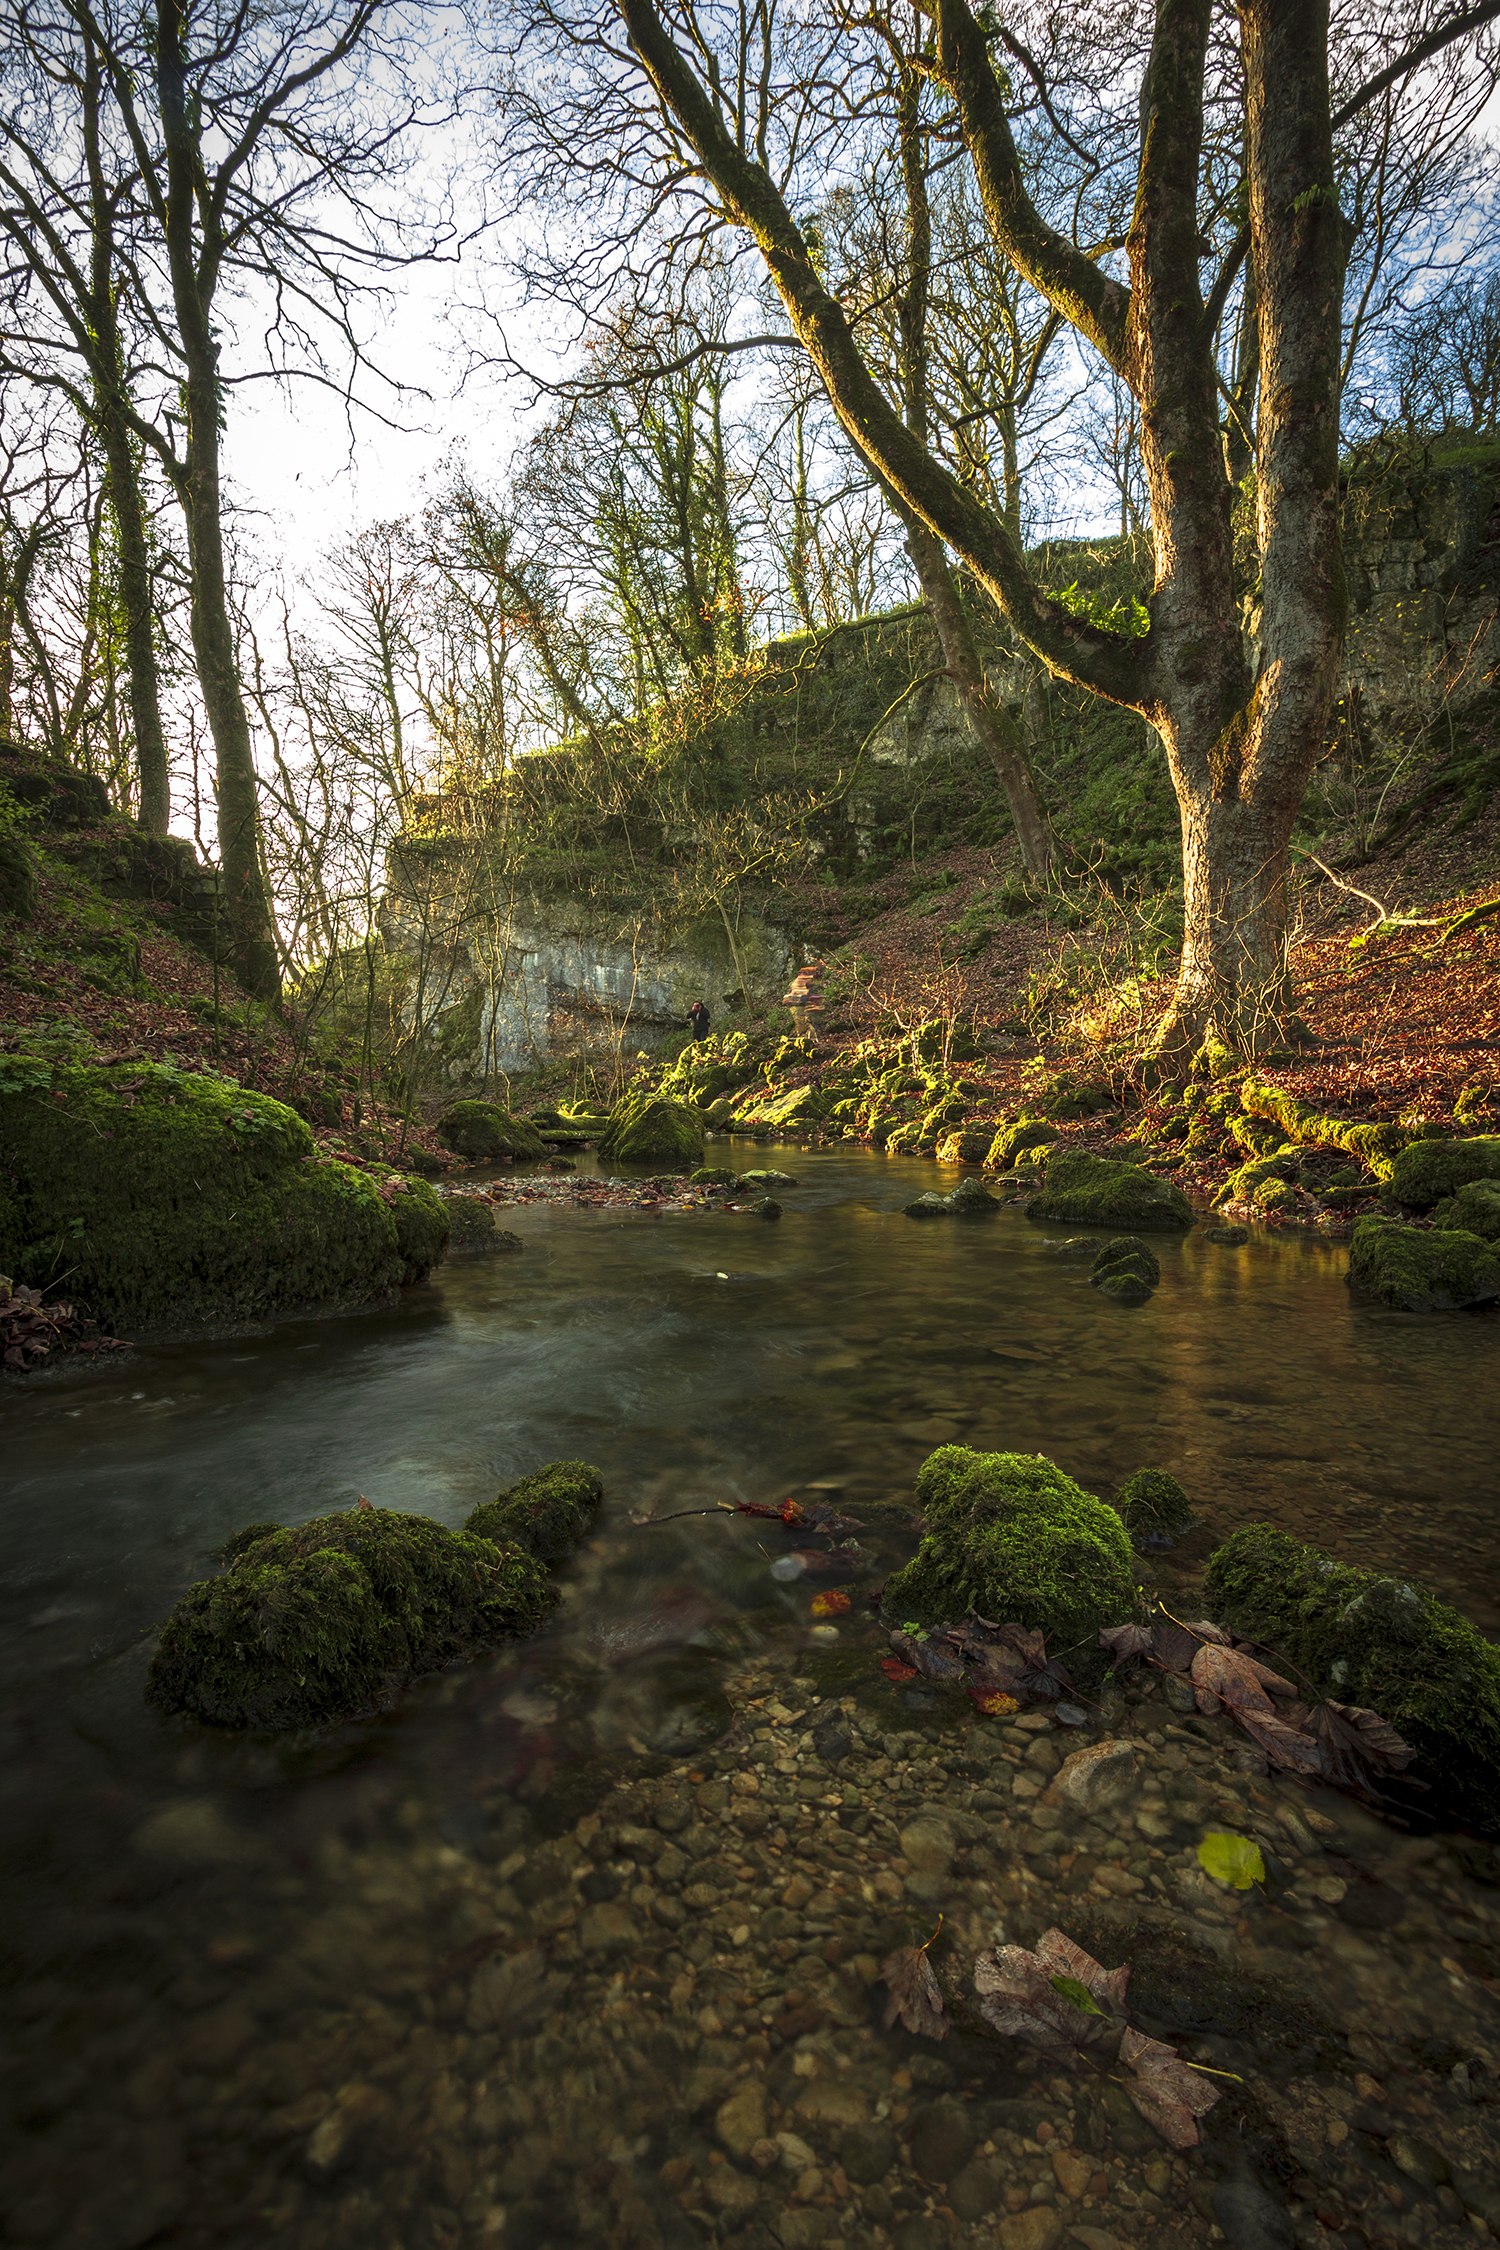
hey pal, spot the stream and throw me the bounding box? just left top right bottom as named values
left=3, top=1143, right=1499, bottom=2250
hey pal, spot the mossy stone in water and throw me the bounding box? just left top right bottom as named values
left=1432, top=1179, right=1500, bottom=1242
left=442, top=1195, right=523, bottom=1256
left=947, top=1176, right=999, bottom=1214
left=690, top=1167, right=736, bottom=1186
left=1117, top=1469, right=1193, bottom=1540
left=984, top=1118, right=1059, bottom=1170
left=147, top=1508, right=555, bottom=1729
left=1090, top=1236, right=1160, bottom=1305
left=598, top=1092, right=704, bottom=1168
left=1027, top=1150, right=1192, bottom=1230
left=1205, top=1522, right=1500, bottom=1833
left=0, top=1061, right=416, bottom=1332
left=1386, top=1135, right=1500, bottom=1210
left=880, top=1446, right=1136, bottom=1646
left=435, top=1102, right=545, bottom=1163
left=391, top=1175, right=449, bottom=1279
left=466, top=1460, right=603, bottom=1565
left=1347, top=1216, right=1500, bottom=1311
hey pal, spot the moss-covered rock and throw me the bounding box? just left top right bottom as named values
left=880, top=1447, right=1136, bottom=1647
left=936, top=1125, right=996, bottom=1163
left=1205, top=1522, right=1500, bottom=1833
left=1386, top=1135, right=1500, bottom=1211
left=1090, top=1236, right=1160, bottom=1305
left=733, top=1082, right=830, bottom=1132
left=146, top=1507, right=556, bottom=1729
left=904, top=1191, right=951, bottom=1218
left=1433, top=1178, right=1500, bottom=1241
left=441, top=1195, right=523, bottom=1256
left=947, top=1176, right=999, bottom=1214
left=1238, top=1080, right=1410, bottom=1180
left=1027, top=1150, right=1193, bottom=1230
left=391, top=1175, right=450, bottom=1280
left=598, top=1090, right=705, bottom=1167
left=1117, top=1469, right=1193, bottom=1540
left=466, top=1460, right=604, bottom=1565
left=0, top=1061, right=414, bottom=1332
left=435, top=1102, right=546, bottom=1163
left=690, top=1166, right=736, bottom=1186
left=984, top=1118, right=1059, bottom=1170
left=1347, top=1217, right=1500, bottom=1311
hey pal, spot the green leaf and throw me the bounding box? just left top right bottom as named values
left=1050, top=1974, right=1104, bottom=2017
left=1197, top=1832, right=1265, bottom=1891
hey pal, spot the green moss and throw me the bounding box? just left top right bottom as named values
left=1386, top=1135, right=1500, bottom=1211
left=1433, top=1179, right=1500, bottom=1241
left=1238, top=1080, right=1410, bottom=1180
left=465, top=1460, right=604, bottom=1564
left=598, top=1091, right=705, bottom=1167
left=1205, top=1523, right=1500, bottom=1833
left=392, top=1175, right=450, bottom=1280
left=0, top=829, right=39, bottom=919
left=1347, top=1216, right=1500, bottom=1311
left=1090, top=1236, right=1160, bottom=1304
left=147, top=1506, right=556, bottom=1729
left=435, top=1102, right=546, bottom=1163
left=1027, top=1150, right=1193, bottom=1230
left=985, top=1118, right=1059, bottom=1169
left=0, top=1061, right=407, bottom=1332
left=1117, top=1469, right=1193, bottom=1539
left=690, top=1167, right=736, bottom=1186
left=880, top=1446, right=1136, bottom=1647
left=936, top=1126, right=996, bottom=1162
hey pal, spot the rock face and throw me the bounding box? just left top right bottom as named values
left=880, top=1446, right=1137, bottom=1646
left=598, top=1092, right=704, bottom=1167
left=146, top=1506, right=559, bottom=1729
left=1386, top=1135, right=1500, bottom=1210
left=1347, top=1216, right=1500, bottom=1311
left=1026, top=1151, right=1193, bottom=1230
left=466, top=1460, right=604, bottom=1565
left=1205, top=1521, right=1500, bottom=1832
left=435, top=1102, right=546, bottom=1163
left=0, top=1062, right=445, bottom=1333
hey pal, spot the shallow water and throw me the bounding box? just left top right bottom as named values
left=3, top=1143, right=1499, bottom=2250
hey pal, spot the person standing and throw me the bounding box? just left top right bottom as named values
left=687, top=998, right=711, bottom=1041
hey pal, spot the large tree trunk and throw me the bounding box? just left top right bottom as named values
left=901, top=513, right=1053, bottom=881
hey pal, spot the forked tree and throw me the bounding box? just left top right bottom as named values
left=495, top=0, right=1500, bottom=1063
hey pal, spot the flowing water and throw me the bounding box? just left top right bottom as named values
left=3, top=1145, right=1499, bottom=2250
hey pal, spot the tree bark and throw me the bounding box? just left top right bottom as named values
left=155, top=0, right=280, bottom=1001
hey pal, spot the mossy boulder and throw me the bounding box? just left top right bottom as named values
left=1433, top=1179, right=1500, bottom=1241
left=880, top=1446, right=1136, bottom=1647
left=690, top=1166, right=736, bottom=1186
left=1117, top=1469, right=1193, bottom=1541
left=598, top=1090, right=705, bottom=1167
left=1387, top=1136, right=1500, bottom=1211
left=391, top=1175, right=450, bottom=1279
left=904, top=1191, right=951, bottom=1218
left=466, top=1460, right=604, bottom=1564
left=146, top=1507, right=556, bottom=1729
left=1027, top=1150, right=1193, bottom=1230
left=985, top=1119, right=1059, bottom=1170
left=1347, top=1216, right=1500, bottom=1311
left=0, top=1061, right=426, bottom=1333
left=441, top=1195, right=523, bottom=1257
left=1205, top=1522, right=1500, bottom=1833
left=435, top=1102, right=546, bottom=1163
left=948, top=1176, right=999, bottom=1214
left=1090, top=1236, right=1160, bottom=1305
left=936, top=1126, right=996, bottom=1163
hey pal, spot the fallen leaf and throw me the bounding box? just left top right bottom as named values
left=973, top=1927, right=1129, bottom=2055
left=967, top=1686, right=1020, bottom=1717
left=880, top=1656, right=918, bottom=1683
left=1051, top=1974, right=1105, bottom=2017
left=1150, top=1620, right=1201, bottom=1672
left=1119, top=2025, right=1225, bottom=2149
left=810, top=1589, right=851, bottom=1618
left=1197, top=1832, right=1265, bottom=1891
left=889, top=1630, right=965, bottom=1682
left=1307, top=1700, right=1419, bottom=1786
left=1190, top=1640, right=1296, bottom=1718
left=1098, top=1623, right=1153, bottom=1666
left=1236, top=1706, right=1323, bottom=1773
left=879, top=1929, right=950, bottom=2040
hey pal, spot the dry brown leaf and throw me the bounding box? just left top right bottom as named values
left=1119, top=2026, right=1225, bottom=2150
left=1190, top=1640, right=1296, bottom=1718
left=973, top=1928, right=1127, bottom=2054
left=879, top=1943, right=950, bottom=2040
left=1236, top=1707, right=1323, bottom=1774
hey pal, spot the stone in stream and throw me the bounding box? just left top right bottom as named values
left=435, top=1100, right=546, bottom=1162
left=466, top=1459, right=603, bottom=1564
left=908, top=2101, right=976, bottom=2181
left=1207, top=1522, right=1500, bottom=1832
left=597, top=1092, right=704, bottom=1168
left=738, top=1168, right=798, bottom=1186
left=1433, top=1177, right=1500, bottom=1241
left=1347, top=1214, right=1500, bottom=1311
left=1116, top=1466, right=1193, bottom=1542
left=880, top=1446, right=1136, bottom=1647
left=1089, top=1234, right=1161, bottom=1306
left=1026, top=1150, right=1193, bottom=1230
left=1385, top=1133, right=1500, bottom=1209
left=1051, top=1740, right=1137, bottom=1814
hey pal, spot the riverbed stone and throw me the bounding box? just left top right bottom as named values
left=1210, top=2177, right=1294, bottom=2249
left=840, top=2121, right=897, bottom=2184
left=716, top=2080, right=769, bottom=2159
left=1053, top=1741, right=1137, bottom=1814
left=998, top=2209, right=1066, bottom=2250
left=909, top=2101, right=976, bottom=2181
left=898, top=1816, right=955, bottom=1876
